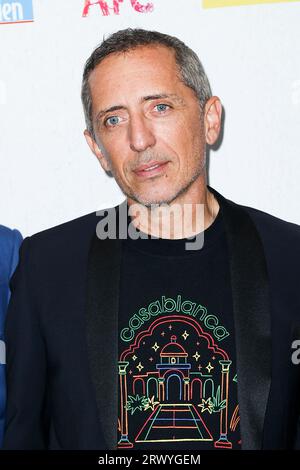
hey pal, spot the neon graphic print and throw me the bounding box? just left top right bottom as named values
left=118, top=296, right=240, bottom=449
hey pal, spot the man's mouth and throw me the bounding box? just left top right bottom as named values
left=133, top=161, right=169, bottom=178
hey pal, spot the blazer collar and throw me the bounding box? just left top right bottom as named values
left=86, top=189, right=271, bottom=450
left=209, top=186, right=271, bottom=450
left=85, top=223, right=122, bottom=450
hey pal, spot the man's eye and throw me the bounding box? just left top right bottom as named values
left=155, top=104, right=170, bottom=113
left=105, top=116, right=120, bottom=127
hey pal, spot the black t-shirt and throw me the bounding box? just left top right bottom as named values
left=117, top=208, right=241, bottom=450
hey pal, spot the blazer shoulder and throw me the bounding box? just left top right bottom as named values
left=210, top=185, right=300, bottom=243
left=240, top=204, right=300, bottom=241
left=29, top=211, right=98, bottom=245
left=24, top=203, right=123, bottom=268
left=29, top=200, right=125, bottom=245
left=234, top=203, right=300, bottom=263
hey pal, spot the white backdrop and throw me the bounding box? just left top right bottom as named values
left=0, top=0, right=300, bottom=236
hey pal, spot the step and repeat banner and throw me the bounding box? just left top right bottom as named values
left=0, top=0, right=299, bottom=235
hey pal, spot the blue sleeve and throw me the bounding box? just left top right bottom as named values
left=0, top=228, right=23, bottom=447
left=9, top=230, right=23, bottom=280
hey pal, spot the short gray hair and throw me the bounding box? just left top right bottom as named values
left=81, top=28, right=212, bottom=139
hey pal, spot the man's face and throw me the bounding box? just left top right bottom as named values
left=85, top=45, right=218, bottom=207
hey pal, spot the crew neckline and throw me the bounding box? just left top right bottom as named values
left=124, top=205, right=224, bottom=257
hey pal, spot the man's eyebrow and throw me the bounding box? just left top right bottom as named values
left=95, top=93, right=185, bottom=123
left=142, top=93, right=185, bottom=105
left=95, top=105, right=126, bottom=123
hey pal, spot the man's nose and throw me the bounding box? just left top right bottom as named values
left=128, top=114, right=156, bottom=152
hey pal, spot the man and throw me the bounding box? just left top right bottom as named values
left=3, top=28, right=300, bottom=450
left=0, top=225, right=22, bottom=446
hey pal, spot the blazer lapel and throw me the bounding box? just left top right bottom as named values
left=85, top=208, right=122, bottom=450
left=209, top=186, right=272, bottom=450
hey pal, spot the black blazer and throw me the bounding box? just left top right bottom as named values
left=3, top=187, right=300, bottom=450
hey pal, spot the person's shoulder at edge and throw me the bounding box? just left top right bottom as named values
left=0, top=225, right=22, bottom=247
left=0, top=225, right=23, bottom=280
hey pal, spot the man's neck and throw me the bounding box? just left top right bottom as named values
left=127, top=184, right=220, bottom=240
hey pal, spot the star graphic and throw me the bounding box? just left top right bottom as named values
left=198, top=398, right=214, bottom=414
left=126, top=394, right=148, bottom=415
left=144, top=395, right=159, bottom=412
left=149, top=357, right=154, bottom=362
left=161, top=331, right=165, bottom=337
left=168, top=324, right=173, bottom=330
left=193, top=351, right=201, bottom=361
left=152, top=342, right=160, bottom=352
left=198, top=364, right=202, bottom=371
left=182, top=330, right=189, bottom=340
left=129, top=370, right=133, bottom=375
left=196, top=341, right=200, bottom=346
left=132, top=355, right=137, bottom=361
left=136, top=362, right=144, bottom=372
left=206, top=362, right=214, bottom=373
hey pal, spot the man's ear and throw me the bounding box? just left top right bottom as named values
left=84, top=129, right=111, bottom=172
left=204, top=97, right=222, bottom=146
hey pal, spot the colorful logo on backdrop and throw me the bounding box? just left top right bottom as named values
left=0, top=0, right=33, bottom=24
left=203, top=0, right=300, bottom=8
left=82, top=0, right=154, bottom=17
